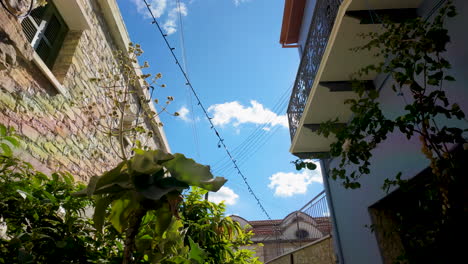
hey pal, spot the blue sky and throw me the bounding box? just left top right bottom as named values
left=117, top=0, right=324, bottom=220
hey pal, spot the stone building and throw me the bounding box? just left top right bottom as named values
left=0, top=0, right=170, bottom=181
left=231, top=212, right=332, bottom=263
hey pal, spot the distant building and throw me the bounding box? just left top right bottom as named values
left=0, top=0, right=169, bottom=181
left=231, top=211, right=332, bottom=262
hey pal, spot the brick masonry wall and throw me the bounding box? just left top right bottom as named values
left=0, top=0, right=163, bottom=181
left=266, top=236, right=336, bottom=264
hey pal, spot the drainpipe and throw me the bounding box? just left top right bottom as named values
left=320, top=159, right=345, bottom=263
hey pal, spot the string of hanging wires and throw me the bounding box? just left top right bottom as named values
left=175, top=0, right=201, bottom=158
left=142, top=0, right=273, bottom=220
left=0, top=0, right=34, bottom=18
left=212, top=85, right=292, bottom=176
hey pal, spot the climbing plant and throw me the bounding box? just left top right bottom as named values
left=87, top=42, right=178, bottom=160
left=316, top=1, right=466, bottom=189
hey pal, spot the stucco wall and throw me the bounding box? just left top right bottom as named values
left=326, top=0, right=468, bottom=263
left=297, top=0, right=317, bottom=56
left=266, top=236, right=335, bottom=264
left=0, top=0, right=165, bottom=181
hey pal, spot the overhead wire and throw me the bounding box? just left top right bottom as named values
left=176, top=0, right=201, bottom=158
left=211, top=85, right=292, bottom=173
left=212, top=87, right=291, bottom=176
left=211, top=86, right=291, bottom=169
left=142, top=0, right=274, bottom=221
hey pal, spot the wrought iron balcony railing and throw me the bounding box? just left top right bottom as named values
left=287, top=0, right=343, bottom=140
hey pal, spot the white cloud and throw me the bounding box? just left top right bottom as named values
left=233, top=0, right=251, bottom=6
left=177, top=106, right=190, bottom=121
left=130, top=0, right=167, bottom=18
left=130, top=0, right=186, bottom=35
left=207, top=100, right=288, bottom=129
left=163, top=3, right=188, bottom=35
left=268, top=162, right=322, bottom=197
left=209, top=187, right=239, bottom=205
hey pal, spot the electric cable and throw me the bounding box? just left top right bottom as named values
left=142, top=0, right=274, bottom=221
left=176, top=0, right=201, bottom=158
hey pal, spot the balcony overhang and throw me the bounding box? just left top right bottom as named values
left=289, top=0, right=423, bottom=158
left=280, top=0, right=307, bottom=47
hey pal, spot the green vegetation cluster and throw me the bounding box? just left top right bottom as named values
left=0, top=150, right=260, bottom=263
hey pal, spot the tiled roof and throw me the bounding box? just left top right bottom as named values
left=240, top=215, right=332, bottom=237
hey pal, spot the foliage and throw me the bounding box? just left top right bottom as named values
left=87, top=43, right=177, bottom=160
left=180, top=188, right=262, bottom=264
left=74, top=150, right=228, bottom=263
left=316, top=1, right=466, bottom=189
left=0, top=156, right=123, bottom=263
left=0, top=152, right=259, bottom=264
left=292, top=159, right=317, bottom=171
left=0, top=124, right=21, bottom=157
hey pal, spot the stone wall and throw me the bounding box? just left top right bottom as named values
left=266, top=236, right=336, bottom=264
left=0, top=0, right=166, bottom=181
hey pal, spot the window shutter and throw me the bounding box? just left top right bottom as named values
left=21, top=6, right=46, bottom=43
left=20, top=3, right=68, bottom=68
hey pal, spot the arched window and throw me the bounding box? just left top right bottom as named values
left=295, top=229, right=309, bottom=239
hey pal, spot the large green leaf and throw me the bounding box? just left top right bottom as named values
left=109, top=196, right=139, bottom=233
left=93, top=194, right=122, bottom=232
left=72, top=162, right=129, bottom=197
left=95, top=161, right=128, bottom=190
left=188, top=236, right=206, bottom=263
left=93, top=181, right=133, bottom=195
left=162, top=154, right=227, bottom=192
left=129, top=150, right=174, bottom=175
left=154, top=203, right=173, bottom=236
left=132, top=169, right=184, bottom=201
left=136, top=184, right=179, bottom=201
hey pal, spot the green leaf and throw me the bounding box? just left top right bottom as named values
left=154, top=203, right=172, bottom=236
left=109, top=197, right=139, bottom=233
left=306, top=162, right=317, bottom=170
left=444, top=75, right=455, bottom=81
left=0, top=143, right=12, bottom=156
left=56, top=241, right=67, bottom=248
left=4, top=136, right=20, bottom=147
left=41, top=190, right=57, bottom=203
left=95, top=161, right=128, bottom=190
left=87, top=176, right=100, bottom=197
left=93, top=194, right=119, bottom=232
left=0, top=124, right=6, bottom=137
left=73, top=162, right=129, bottom=197
left=188, top=236, right=206, bottom=263
left=129, top=150, right=174, bottom=174
left=93, top=181, right=132, bottom=195
left=136, top=184, right=178, bottom=201
left=162, top=153, right=227, bottom=192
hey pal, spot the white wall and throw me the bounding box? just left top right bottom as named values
left=297, top=0, right=318, bottom=56
left=326, top=0, right=468, bottom=263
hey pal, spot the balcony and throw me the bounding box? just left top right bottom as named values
left=285, top=0, right=422, bottom=157
left=287, top=0, right=344, bottom=141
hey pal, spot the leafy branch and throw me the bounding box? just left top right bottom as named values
left=317, top=1, right=466, bottom=191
